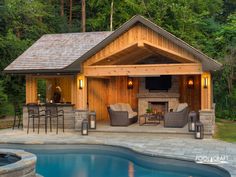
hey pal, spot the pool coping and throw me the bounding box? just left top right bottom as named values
left=0, top=149, right=37, bottom=176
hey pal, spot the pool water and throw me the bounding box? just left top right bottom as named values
left=25, top=145, right=229, bottom=177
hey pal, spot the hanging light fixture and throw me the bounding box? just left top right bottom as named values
left=79, top=79, right=83, bottom=89
left=127, top=77, right=133, bottom=89
left=203, top=77, right=208, bottom=88
left=187, top=77, right=194, bottom=89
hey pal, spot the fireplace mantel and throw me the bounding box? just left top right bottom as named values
left=137, top=92, right=180, bottom=99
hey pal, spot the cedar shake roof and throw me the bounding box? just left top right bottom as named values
left=4, top=31, right=112, bottom=73
left=4, top=15, right=222, bottom=74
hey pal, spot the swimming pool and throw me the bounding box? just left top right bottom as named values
left=0, top=144, right=230, bottom=177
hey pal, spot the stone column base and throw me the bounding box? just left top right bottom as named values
left=199, top=109, right=215, bottom=136
left=74, top=110, right=88, bottom=131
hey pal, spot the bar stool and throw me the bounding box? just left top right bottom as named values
left=12, top=102, right=23, bottom=129
left=27, top=103, right=46, bottom=134
left=45, top=103, right=64, bottom=134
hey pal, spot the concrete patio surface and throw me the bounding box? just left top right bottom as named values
left=0, top=128, right=235, bottom=177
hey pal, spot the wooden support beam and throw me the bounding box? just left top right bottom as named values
left=201, top=72, right=212, bottom=110
left=84, top=63, right=202, bottom=77
left=75, top=74, right=87, bottom=110
left=143, top=40, right=197, bottom=63
left=84, top=42, right=138, bottom=66
left=25, top=75, right=37, bottom=104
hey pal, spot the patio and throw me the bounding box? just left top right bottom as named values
left=0, top=129, right=235, bottom=177
left=92, top=121, right=192, bottom=136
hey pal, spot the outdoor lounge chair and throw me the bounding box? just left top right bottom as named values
left=164, top=103, right=189, bottom=128
left=107, top=103, right=138, bottom=126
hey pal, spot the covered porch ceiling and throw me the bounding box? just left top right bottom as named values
left=83, top=40, right=203, bottom=77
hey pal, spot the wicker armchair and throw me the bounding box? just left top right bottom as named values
left=164, top=106, right=189, bottom=128
left=107, top=103, right=138, bottom=126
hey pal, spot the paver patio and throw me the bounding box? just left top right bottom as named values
left=0, top=129, right=235, bottom=176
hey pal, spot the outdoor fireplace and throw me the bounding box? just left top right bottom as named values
left=148, top=102, right=168, bottom=115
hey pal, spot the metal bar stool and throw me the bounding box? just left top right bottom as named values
left=27, top=103, right=46, bottom=134
left=12, top=103, right=23, bottom=129
left=45, top=103, right=64, bottom=134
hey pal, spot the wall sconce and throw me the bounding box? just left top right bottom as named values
left=187, top=77, right=194, bottom=89
left=127, top=77, right=133, bottom=89
left=79, top=79, right=83, bottom=89
left=203, top=77, right=208, bottom=88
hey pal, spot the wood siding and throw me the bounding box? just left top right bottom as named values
left=88, top=78, right=108, bottom=121
left=84, top=24, right=198, bottom=66
left=26, top=75, right=37, bottom=103
left=179, top=75, right=201, bottom=111
left=88, top=76, right=139, bottom=121
left=201, top=72, right=212, bottom=110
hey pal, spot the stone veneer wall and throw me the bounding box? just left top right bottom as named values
left=138, top=76, right=180, bottom=116
left=199, top=109, right=215, bottom=136
left=74, top=110, right=88, bottom=131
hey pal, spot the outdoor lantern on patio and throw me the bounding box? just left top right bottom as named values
left=195, top=122, right=204, bottom=139
left=188, top=111, right=197, bottom=132
left=127, top=77, right=133, bottom=89
left=88, top=111, right=96, bottom=129
left=81, top=119, right=88, bottom=135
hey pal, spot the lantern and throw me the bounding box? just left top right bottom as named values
left=195, top=122, right=204, bottom=139
left=81, top=119, right=88, bottom=135
left=187, top=77, right=194, bottom=89
left=127, top=77, right=133, bottom=89
left=89, top=111, right=96, bottom=129
left=188, top=111, right=197, bottom=132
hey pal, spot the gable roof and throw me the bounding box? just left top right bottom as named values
left=4, top=31, right=112, bottom=74
left=4, top=15, right=221, bottom=74
left=65, top=15, right=222, bottom=72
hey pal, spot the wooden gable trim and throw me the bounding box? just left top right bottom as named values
left=84, top=63, right=202, bottom=76
left=83, top=24, right=198, bottom=66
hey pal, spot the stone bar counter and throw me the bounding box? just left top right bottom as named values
left=23, top=103, right=75, bottom=131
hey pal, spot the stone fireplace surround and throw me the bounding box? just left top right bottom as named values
left=137, top=92, right=180, bottom=116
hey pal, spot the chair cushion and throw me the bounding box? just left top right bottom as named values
left=110, top=104, right=121, bottom=111
left=128, top=112, right=137, bottom=118
left=176, top=103, right=188, bottom=112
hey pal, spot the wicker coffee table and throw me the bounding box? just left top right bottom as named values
left=139, top=113, right=161, bottom=126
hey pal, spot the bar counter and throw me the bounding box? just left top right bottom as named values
left=23, top=103, right=75, bottom=131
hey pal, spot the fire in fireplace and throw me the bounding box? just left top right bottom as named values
left=148, top=102, right=168, bottom=115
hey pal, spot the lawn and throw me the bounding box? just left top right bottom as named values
left=214, top=119, right=236, bottom=143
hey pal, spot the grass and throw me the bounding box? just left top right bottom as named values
left=214, top=118, right=236, bottom=143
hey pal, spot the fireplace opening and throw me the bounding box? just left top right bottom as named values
left=148, top=102, right=168, bottom=115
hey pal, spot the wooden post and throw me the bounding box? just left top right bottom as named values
left=25, top=75, right=37, bottom=104
left=201, top=72, right=212, bottom=110
left=75, top=74, right=87, bottom=110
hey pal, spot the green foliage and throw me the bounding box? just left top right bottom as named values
left=37, top=79, right=46, bottom=103
left=0, top=80, right=8, bottom=117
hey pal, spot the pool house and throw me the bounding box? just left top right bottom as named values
left=4, top=15, right=221, bottom=136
